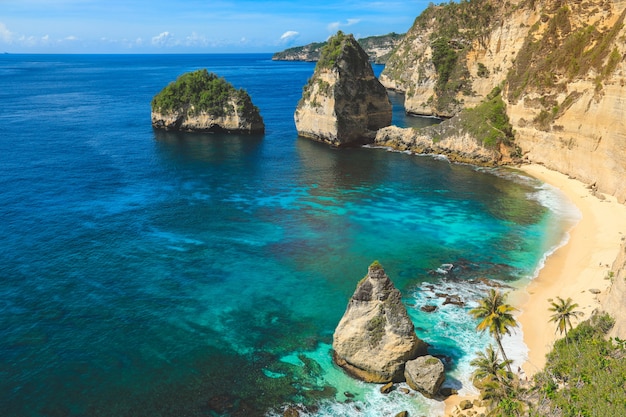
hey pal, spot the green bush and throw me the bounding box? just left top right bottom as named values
left=532, top=313, right=626, bottom=417
left=152, top=69, right=258, bottom=118
left=460, top=86, right=514, bottom=148
left=317, top=31, right=347, bottom=69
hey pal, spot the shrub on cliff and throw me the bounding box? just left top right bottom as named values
left=151, top=69, right=259, bottom=119
left=459, top=86, right=514, bottom=148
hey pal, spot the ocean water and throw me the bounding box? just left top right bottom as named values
left=0, top=54, right=580, bottom=417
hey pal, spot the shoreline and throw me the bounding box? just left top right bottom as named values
left=444, top=163, right=626, bottom=415
left=515, top=164, right=626, bottom=375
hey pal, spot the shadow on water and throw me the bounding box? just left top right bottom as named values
left=387, top=90, right=443, bottom=129
left=153, top=129, right=265, bottom=167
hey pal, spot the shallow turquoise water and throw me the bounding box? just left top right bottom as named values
left=0, top=54, right=579, bottom=416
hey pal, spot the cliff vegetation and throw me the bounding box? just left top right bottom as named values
left=471, top=313, right=626, bottom=417
left=151, top=69, right=260, bottom=119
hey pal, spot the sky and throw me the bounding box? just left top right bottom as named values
left=0, top=0, right=431, bottom=54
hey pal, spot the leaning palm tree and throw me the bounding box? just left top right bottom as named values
left=470, top=344, right=513, bottom=384
left=548, top=296, right=583, bottom=343
left=470, top=289, right=518, bottom=374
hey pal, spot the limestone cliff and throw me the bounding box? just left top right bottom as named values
left=294, top=31, right=392, bottom=147
left=382, top=0, right=626, bottom=202
left=332, top=262, right=428, bottom=383
left=151, top=69, right=264, bottom=134
left=602, top=240, right=626, bottom=339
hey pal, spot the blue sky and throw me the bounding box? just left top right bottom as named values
left=0, top=0, right=430, bottom=53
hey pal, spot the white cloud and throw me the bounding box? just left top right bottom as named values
left=279, top=30, right=299, bottom=46
left=0, top=22, right=14, bottom=43
left=280, top=30, right=299, bottom=41
left=327, top=18, right=361, bottom=33
left=185, top=32, right=208, bottom=47
left=151, top=31, right=175, bottom=47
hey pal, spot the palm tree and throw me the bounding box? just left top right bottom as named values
left=470, top=289, right=518, bottom=374
left=548, top=296, right=583, bottom=343
left=470, top=344, right=512, bottom=384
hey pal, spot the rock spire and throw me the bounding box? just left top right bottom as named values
left=294, top=31, right=392, bottom=147
left=332, top=261, right=428, bottom=383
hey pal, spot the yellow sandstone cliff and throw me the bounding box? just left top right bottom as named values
left=382, top=0, right=626, bottom=202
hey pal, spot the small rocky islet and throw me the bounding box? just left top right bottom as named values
left=332, top=261, right=446, bottom=398
left=151, top=69, right=264, bottom=134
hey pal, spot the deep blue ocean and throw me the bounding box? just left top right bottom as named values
left=0, top=54, right=580, bottom=417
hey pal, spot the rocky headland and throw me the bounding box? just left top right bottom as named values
left=151, top=69, right=264, bottom=134
left=272, top=32, right=404, bottom=64
left=333, top=262, right=446, bottom=398
left=379, top=0, right=626, bottom=202
left=294, top=31, right=392, bottom=147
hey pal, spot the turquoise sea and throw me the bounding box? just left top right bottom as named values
left=0, top=54, right=580, bottom=416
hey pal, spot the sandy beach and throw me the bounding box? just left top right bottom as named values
left=515, top=164, right=626, bottom=375
left=445, top=163, right=626, bottom=415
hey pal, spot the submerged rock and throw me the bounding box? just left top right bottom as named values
left=332, top=262, right=427, bottom=383
left=294, top=31, right=392, bottom=146
left=151, top=69, right=264, bottom=134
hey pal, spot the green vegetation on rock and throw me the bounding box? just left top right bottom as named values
left=317, top=31, right=348, bottom=70
left=151, top=69, right=260, bottom=119
left=413, top=0, right=498, bottom=113
left=532, top=313, right=626, bottom=417
left=459, top=86, right=515, bottom=148
left=366, top=309, right=387, bottom=347
left=507, top=5, right=626, bottom=101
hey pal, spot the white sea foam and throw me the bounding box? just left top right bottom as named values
left=268, top=343, right=445, bottom=417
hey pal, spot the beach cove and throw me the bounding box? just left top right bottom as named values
left=446, top=163, right=626, bottom=415
left=0, top=54, right=606, bottom=417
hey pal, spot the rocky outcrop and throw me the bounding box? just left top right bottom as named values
left=380, top=0, right=525, bottom=118
left=151, top=69, right=264, bottom=134
left=272, top=33, right=404, bottom=64
left=294, top=31, right=392, bottom=147
left=332, top=262, right=428, bottom=383
left=404, top=355, right=446, bottom=398
left=374, top=124, right=513, bottom=167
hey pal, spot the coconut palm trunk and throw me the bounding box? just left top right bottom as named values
left=470, top=289, right=518, bottom=375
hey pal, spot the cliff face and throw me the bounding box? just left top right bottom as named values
left=151, top=99, right=265, bottom=133
left=602, top=240, right=626, bottom=339
left=382, top=0, right=626, bottom=202
left=505, top=0, right=626, bottom=203
left=294, top=32, right=392, bottom=146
